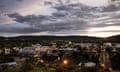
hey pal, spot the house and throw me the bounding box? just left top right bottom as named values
left=19, top=47, right=40, bottom=56
left=104, top=43, right=112, bottom=47
left=74, top=43, right=97, bottom=48
left=5, top=48, right=11, bottom=55
left=78, top=62, right=96, bottom=67
left=112, top=43, right=120, bottom=47
left=0, top=62, right=17, bottom=66
left=84, top=62, right=96, bottom=67
left=59, top=47, right=78, bottom=51
left=19, top=44, right=58, bottom=56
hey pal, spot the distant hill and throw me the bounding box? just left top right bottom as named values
left=105, top=35, right=120, bottom=43
left=6, top=36, right=102, bottom=41
left=0, top=35, right=119, bottom=43
left=0, top=37, right=5, bottom=40
left=108, top=35, right=120, bottom=39
left=0, top=36, right=102, bottom=43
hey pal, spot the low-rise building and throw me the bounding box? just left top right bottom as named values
left=0, top=62, right=17, bottom=66
left=5, top=48, right=11, bottom=55
left=19, top=44, right=58, bottom=56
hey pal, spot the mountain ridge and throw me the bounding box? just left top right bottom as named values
left=0, top=35, right=119, bottom=42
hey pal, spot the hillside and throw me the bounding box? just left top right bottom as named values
left=0, top=35, right=119, bottom=43
left=106, top=35, right=120, bottom=43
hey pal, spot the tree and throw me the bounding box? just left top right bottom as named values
left=110, top=52, right=120, bottom=70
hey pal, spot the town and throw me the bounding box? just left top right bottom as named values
left=0, top=40, right=120, bottom=72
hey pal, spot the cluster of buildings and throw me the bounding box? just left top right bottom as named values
left=0, top=42, right=120, bottom=55
left=0, top=42, right=120, bottom=67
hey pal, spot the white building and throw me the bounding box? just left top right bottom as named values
left=112, top=43, right=120, bottom=47
left=5, top=48, right=11, bottom=55
left=104, top=43, right=112, bottom=47
left=19, top=47, right=40, bottom=55
left=59, top=47, right=78, bottom=51
left=74, top=43, right=93, bottom=48
left=0, top=62, right=16, bottom=66
left=19, top=44, right=58, bottom=56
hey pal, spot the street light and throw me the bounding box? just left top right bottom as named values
left=63, top=59, right=68, bottom=65
left=100, top=63, right=105, bottom=69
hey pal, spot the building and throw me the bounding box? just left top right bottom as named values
left=0, top=62, right=17, bottom=66
left=104, top=43, right=112, bottom=47
left=19, top=46, right=41, bottom=56
left=5, top=48, right=11, bottom=55
left=112, top=43, right=120, bottom=47
left=19, top=44, right=58, bottom=56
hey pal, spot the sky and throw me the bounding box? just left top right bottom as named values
left=0, top=0, right=120, bottom=37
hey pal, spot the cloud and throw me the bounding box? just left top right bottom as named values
left=7, top=3, right=95, bottom=34
left=0, top=0, right=120, bottom=37
left=7, top=12, right=89, bottom=33
left=16, top=0, right=24, bottom=2
left=7, top=2, right=120, bottom=35
left=0, top=22, right=39, bottom=33
left=103, top=5, right=120, bottom=12
left=78, top=0, right=109, bottom=7
left=0, top=4, right=5, bottom=8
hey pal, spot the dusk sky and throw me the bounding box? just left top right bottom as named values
left=0, top=0, right=120, bottom=37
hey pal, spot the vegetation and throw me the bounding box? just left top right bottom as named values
left=110, top=52, right=120, bottom=70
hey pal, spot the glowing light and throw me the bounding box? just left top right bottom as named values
left=40, top=59, right=44, bottom=63
left=100, top=63, right=105, bottom=68
left=63, top=60, right=68, bottom=65
left=58, top=57, right=60, bottom=61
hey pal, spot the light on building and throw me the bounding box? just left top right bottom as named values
left=40, top=59, right=44, bottom=63
left=58, top=57, right=60, bottom=61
